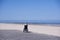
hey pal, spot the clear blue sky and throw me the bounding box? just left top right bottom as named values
left=0, top=0, right=60, bottom=23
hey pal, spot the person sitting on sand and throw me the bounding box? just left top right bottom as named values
left=23, top=24, right=28, bottom=32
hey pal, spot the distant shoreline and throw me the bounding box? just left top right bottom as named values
left=0, top=22, right=60, bottom=27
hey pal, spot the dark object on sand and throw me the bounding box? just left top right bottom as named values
left=23, top=24, right=28, bottom=32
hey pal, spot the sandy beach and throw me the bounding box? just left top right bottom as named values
left=0, top=23, right=60, bottom=40
left=0, top=23, right=60, bottom=37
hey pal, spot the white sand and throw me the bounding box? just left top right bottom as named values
left=0, top=23, right=60, bottom=37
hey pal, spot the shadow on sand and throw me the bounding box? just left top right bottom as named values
left=0, top=30, right=60, bottom=40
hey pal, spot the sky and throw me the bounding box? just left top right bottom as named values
left=0, top=0, right=60, bottom=23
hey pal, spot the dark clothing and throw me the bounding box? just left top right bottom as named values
left=23, top=24, right=28, bottom=32
left=24, top=25, right=28, bottom=29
